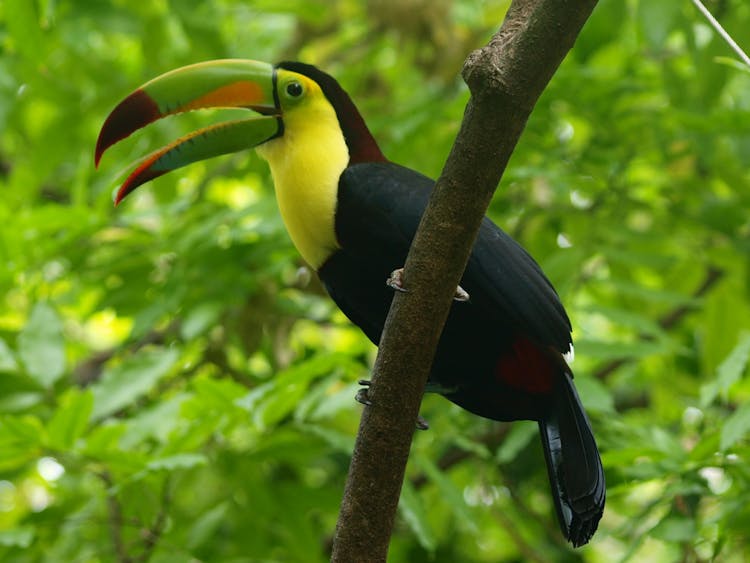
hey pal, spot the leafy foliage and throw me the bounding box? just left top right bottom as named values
left=1, top=0, right=750, bottom=561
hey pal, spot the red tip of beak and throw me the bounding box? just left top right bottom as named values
left=114, top=166, right=164, bottom=206
left=95, top=89, right=161, bottom=168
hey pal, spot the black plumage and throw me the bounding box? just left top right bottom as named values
left=319, top=162, right=605, bottom=546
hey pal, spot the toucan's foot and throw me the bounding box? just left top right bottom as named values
left=453, top=285, right=470, bottom=302
left=386, top=267, right=469, bottom=302
left=355, top=386, right=372, bottom=406
left=386, top=268, right=409, bottom=293
left=356, top=378, right=430, bottom=430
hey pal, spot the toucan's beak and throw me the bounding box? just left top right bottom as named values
left=95, top=59, right=281, bottom=205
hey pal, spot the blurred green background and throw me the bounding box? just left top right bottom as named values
left=1, top=0, right=750, bottom=561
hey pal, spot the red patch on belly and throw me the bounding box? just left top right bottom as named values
left=494, top=336, right=556, bottom=393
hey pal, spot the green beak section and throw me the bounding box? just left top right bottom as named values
left=95, top=59, right=281, bottom=204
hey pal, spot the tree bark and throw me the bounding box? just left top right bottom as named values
left=330, top=1, right=599, bottom=561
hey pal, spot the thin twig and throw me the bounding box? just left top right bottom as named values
left=74, top=321, right=178, bottom=386
left=99, top=471, right=132, bottom=563
left=690, top=0, right=750, bottom=67
left=134, top=477, right=172, bottom=563
left=594, top=266, right=724, bottom=381
left=492, top=503, right=550, bottom=563
left=504, top=475, right=570, bottom=551
left=657, top=266, right=724, bottom=330
left=411, top=425, right=510, bottom=489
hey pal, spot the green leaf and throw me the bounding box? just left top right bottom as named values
left=3, top=0, right=46, bottom=63
left=700, top=331, right=750, bottom=407
left=191, top=374, right=247, bottom=408
left=649, top=426, right=686, bottom=459
left=650, top=514, right=697, bottom=543
left=180, top=302, right=223, bottom=339
left=0, top=526, right=35, bottom=548
left=637, top=0, right=681, bottom=48
left=714, top=56, right=750, bottom=74
left=450, top=433, right=492, bottom=460
left=574, top=338, right=672, bottom=361
left=186, top=502, right=230, bottom=550
left=720, top=402, right=750, bottom=451
left=18, top=302, right=65, bottom=388
left=0, top=338, right=18, bottom=372
left=91, top=348, right=180, bottom=419
left=237, top=353, right=356, bottom=429
left=0, top=392, right=43, bottom=412
left=581, top=305, right=666, bottom=338
left=146, top=453, right=207, bottom=472
left=496, top=422, right=537, bottom=464
left=415, top=456, right=478, bottom=533
left=120, top=393, right=188, bottom=449
left=573, top=374, right=615, bottom=414
left=81, top=423, right=129, bottom=459
left=608, top=280, right=697, bottom=307
left=0, top=415, right=44, bottom=470
left=298, top=423, right=355, bottom=453
left=398, top=481, right=436, bottom=552
left=0, top=373, right=43, bottom=412
left=46, top=388, right=94, bottom=450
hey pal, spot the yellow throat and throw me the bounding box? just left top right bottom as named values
left=256, top=74, right=349, bottom=269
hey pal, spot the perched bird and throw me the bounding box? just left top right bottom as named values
left=96, top=59, right=605, bottom=546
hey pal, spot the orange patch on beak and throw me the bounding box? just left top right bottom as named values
left=181, top=81, right=267, bottom=111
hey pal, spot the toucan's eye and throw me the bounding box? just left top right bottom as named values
left=286, top=81, right=303, bottom=98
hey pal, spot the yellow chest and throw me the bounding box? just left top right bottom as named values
left=256, top=102, right=349, bottom=269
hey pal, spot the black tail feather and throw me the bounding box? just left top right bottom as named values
left=539, top=371, right=605, bottom=547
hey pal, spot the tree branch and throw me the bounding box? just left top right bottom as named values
left=594, top=265, right=724, bottom=382
left=99, top=471, right=132, bottom=563
left=330, top=1, right=599, bottom=560
left=134, top=477, right=172, bottom=563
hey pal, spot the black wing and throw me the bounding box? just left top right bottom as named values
left=329, top=162, right=571, bottom=352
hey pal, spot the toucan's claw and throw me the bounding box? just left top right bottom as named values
left=386, top=268, right=409, bottom=293
left=453, top=285, right=470, bottom=302
left=356, top=379, right=373, bottom=406
left=386, top=267, right=470, bottom=302
left=356, top=378, right=430, bottom=430
left=355, top=387, right=372, bottom=406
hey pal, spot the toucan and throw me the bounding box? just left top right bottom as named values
left=95, top=59, right=605, bottom=546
